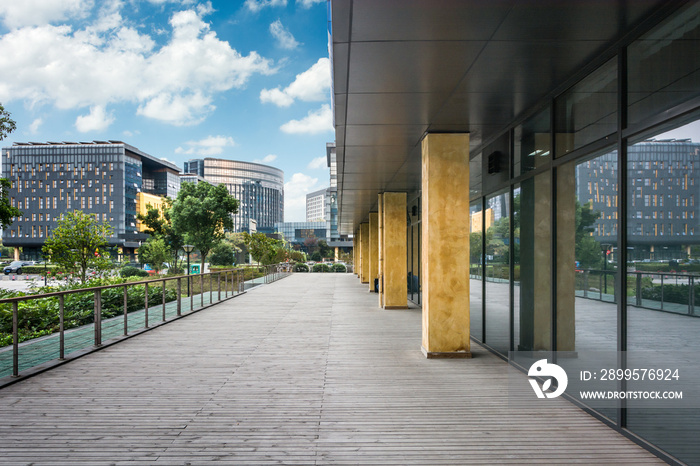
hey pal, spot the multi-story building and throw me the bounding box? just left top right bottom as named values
left=577, top=139, right=700, bottom=260
left=184, top=158, right=283, bottom=232
left=305, top=188, right=326, bottom=222
left=274, top=221, right=327, bottom=251
left=2, top=141, right=180, bottom=261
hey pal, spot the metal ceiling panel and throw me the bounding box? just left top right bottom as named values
left=346, top=92, right=449, bottom=126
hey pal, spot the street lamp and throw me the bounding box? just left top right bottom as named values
left=183, top=244, right=194, bottom=295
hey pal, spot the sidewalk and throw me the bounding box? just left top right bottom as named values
left=0, top=274, right=664, bottom=464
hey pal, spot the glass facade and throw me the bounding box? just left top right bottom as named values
left=187, top=158, right=284, bottom=232
left=1, top=142, right=179, bottom=260
left=464, top=4, right=700, bottom=463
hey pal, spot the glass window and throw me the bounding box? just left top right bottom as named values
left=555, top=58, right=618, bottom=157
left=628, top=2, right=700, bottom=126
left=484, top=190, right=510, bottom=356
left=470, top=200, right=484, bottom=342
left=514, top=107, right=551, bottom=176
left=625, top=118, right=700, bottom=464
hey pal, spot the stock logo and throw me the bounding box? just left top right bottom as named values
left=528, top=359, right=568, bottom=399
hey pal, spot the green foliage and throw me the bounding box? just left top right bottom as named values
left=289, top=250, right=306, bottom=263
left=641, top=283, right=700, bottom=306
left=318, top=240, right=333, bottom=259
left=0, top=276, right=178, bottom=347
left=312, top=263, right=331, bottom=273
left=242, top=232, right=284, bottom=265
left=331, top=263, right=347, bottom=273
left=121, top=266, right=149, bottom=278
left=293, top=263, right=309, bottom=272
left=42, top=210, right=114, bottom=284
left=136, top=199, right=184, bottom=271
left=0, top=104, right=20, bottom=230
left=0, top=103, right=16, bottom=141
left=171, top=182, right=239, bottom=269
left=209, top=242, right=235, bottom=266
left=310, top=251, right=322, bottom=262
left=138, top=237, right=170, bottom=272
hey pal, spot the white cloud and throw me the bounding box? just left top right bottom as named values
left=254, top=154, right=278, bottom=164
left=28, top=118, right=43, bottom=134
left=0, top=0, right=93, bottom=29
left=245, top=0, right=286, bottom=13
left=75, top=105, right=115, bottom=132
left=269, top=19, right=299, bottom=50
left=260, top=57, right=330, bottom=107
left=0, top=6, right=275, bottom=126
left=280, top=104, right=333, bottom=134
left=307, top=156, right=326, bottom=169
left=284, top=172, right=321, bottom=221
left=175, top=135, right=235, bottom=156
left=296, top=0, right=324, bottom=8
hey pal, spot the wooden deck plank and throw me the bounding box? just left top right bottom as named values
left=0, top=274, right=666, bottom=465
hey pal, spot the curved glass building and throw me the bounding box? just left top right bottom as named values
left=183, top=158, right=284, bottom=232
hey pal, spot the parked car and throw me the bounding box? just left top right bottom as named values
left=3, top=261, right=33, bottom=275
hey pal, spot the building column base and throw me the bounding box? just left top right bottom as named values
left=384, top=305, right=409, bottom=310
left=421, top=347, right=472, bottom=359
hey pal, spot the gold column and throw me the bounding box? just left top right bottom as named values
left=369, top=213, right=379, bottom=292
left=383, top=192, right=408, bottom=309
left=378, top=194, right=384, bottom=305
left=556, top=163, right=576, bottom=352
left=360, top=222, right=369, bottom=284
left=421, top=133, right=471, bottom=358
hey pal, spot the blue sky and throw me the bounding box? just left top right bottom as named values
left=0, top=0, right=333, bottom=221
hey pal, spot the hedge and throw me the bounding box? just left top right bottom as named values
left=312, top=263, right=331, bottom=273
left=331, top=263, right=347, bottom=273
left=293, top=263, right=309, bottom=272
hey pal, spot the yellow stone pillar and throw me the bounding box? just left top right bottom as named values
left=378, top=194, right=384, bottom=305
left=360, top=222, right=369, bottom=284
left=383, top=192, right=408, bottom=309
left=334, top=247, right=339, bottom=261
left=369, top=213, right=379, bottom=292
left=13, top=247, right=19, bottom=261
left=353, top=228, right=358, bottom=276
left=421, top=133, right=471, bottom=358
left=556, top=163, right=576, bottom=352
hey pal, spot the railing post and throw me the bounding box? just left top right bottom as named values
left=59, top=294, right=65, bottom=359
left=224, top=271, right=228, bottom=298
left=201, top=273, right=204, bottom=308
left=123, top=285, right=128, bottom=335
left=12, top=301, right=18, bottom=377
left=660, top=274, right=664, bottom=311
left=190, top=275, right=193, bottom=311
left=583, top=270, right=589, bottom=298
left=636, top=273, right=642, bottom=307
left=599, top=272, right=603, bottom=300
left=689, top=276, right=695, bottom=316
left=177, top=277, right=182, bottom=316
left=144, top=282, right=149, bottom=328
left=218, top=272, right=221, bottom=301
left=209, top=272, right=213, bottom=304
left=94, top=289, right=102, bottom=346
left=162, top=279, right=166, bottom=321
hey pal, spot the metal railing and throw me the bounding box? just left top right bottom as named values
left=0, top=265, right=291, bottom=382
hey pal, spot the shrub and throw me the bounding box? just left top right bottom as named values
left=331, top=263, right=347, bottom=273
left=312, top=263, right=331, bottom=273
left=293, top=263, right=309, bottom=272
left=121, top=266, right=149, bottom=278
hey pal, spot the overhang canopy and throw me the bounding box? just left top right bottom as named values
left=331, top=0, right=667, bottom=235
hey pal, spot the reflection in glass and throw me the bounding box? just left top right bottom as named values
left=557, top=148, right=619, bottom=423
left=514, top=108, right=551, bottom=177
left=516, top=173, right=551, bottom=352
left=407, top=196, right=421, bottom=305
left=470, top=201, right=483, bottom=342
left=485, top=191, right=510, bottom=355
left=626, top=119, right=700, bottom=465
left=555, top=58, right=617, bottom=157
left=628, top=2, right=700, bottom=127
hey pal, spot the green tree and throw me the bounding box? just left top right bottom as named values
left=0, top=104, right=21, bottom=229
left=42, top=211, right=114, bottom=283
left=170, top=182, right=239, bottom=269
left=209, top=242, right=235, bottom=266
left=138, top=237, right=171, bottom=273
left=243, top=232, right=283, bottom=265
left=575, top=200, right=603, bottom=269
left=318, top=239, right=333, bottom=259
left=289, top=250, right=306, bottom=263
left=137, top=199, right=184, bottom=271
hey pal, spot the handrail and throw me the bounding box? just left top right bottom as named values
left=0, top=264, right=291, bottom=383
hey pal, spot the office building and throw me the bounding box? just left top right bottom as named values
left=184, top=158, right=283, bottom=232
left=2, top=141, right=180, bottom=261
left=305, top=188, right=327, bottom=222
left=331, top=1, right=700, bottom=462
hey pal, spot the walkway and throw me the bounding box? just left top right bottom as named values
left=0, top=274, right=664, bottom=465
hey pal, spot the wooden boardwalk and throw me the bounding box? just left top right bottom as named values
left=0, top=274, right=665, bottom=465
